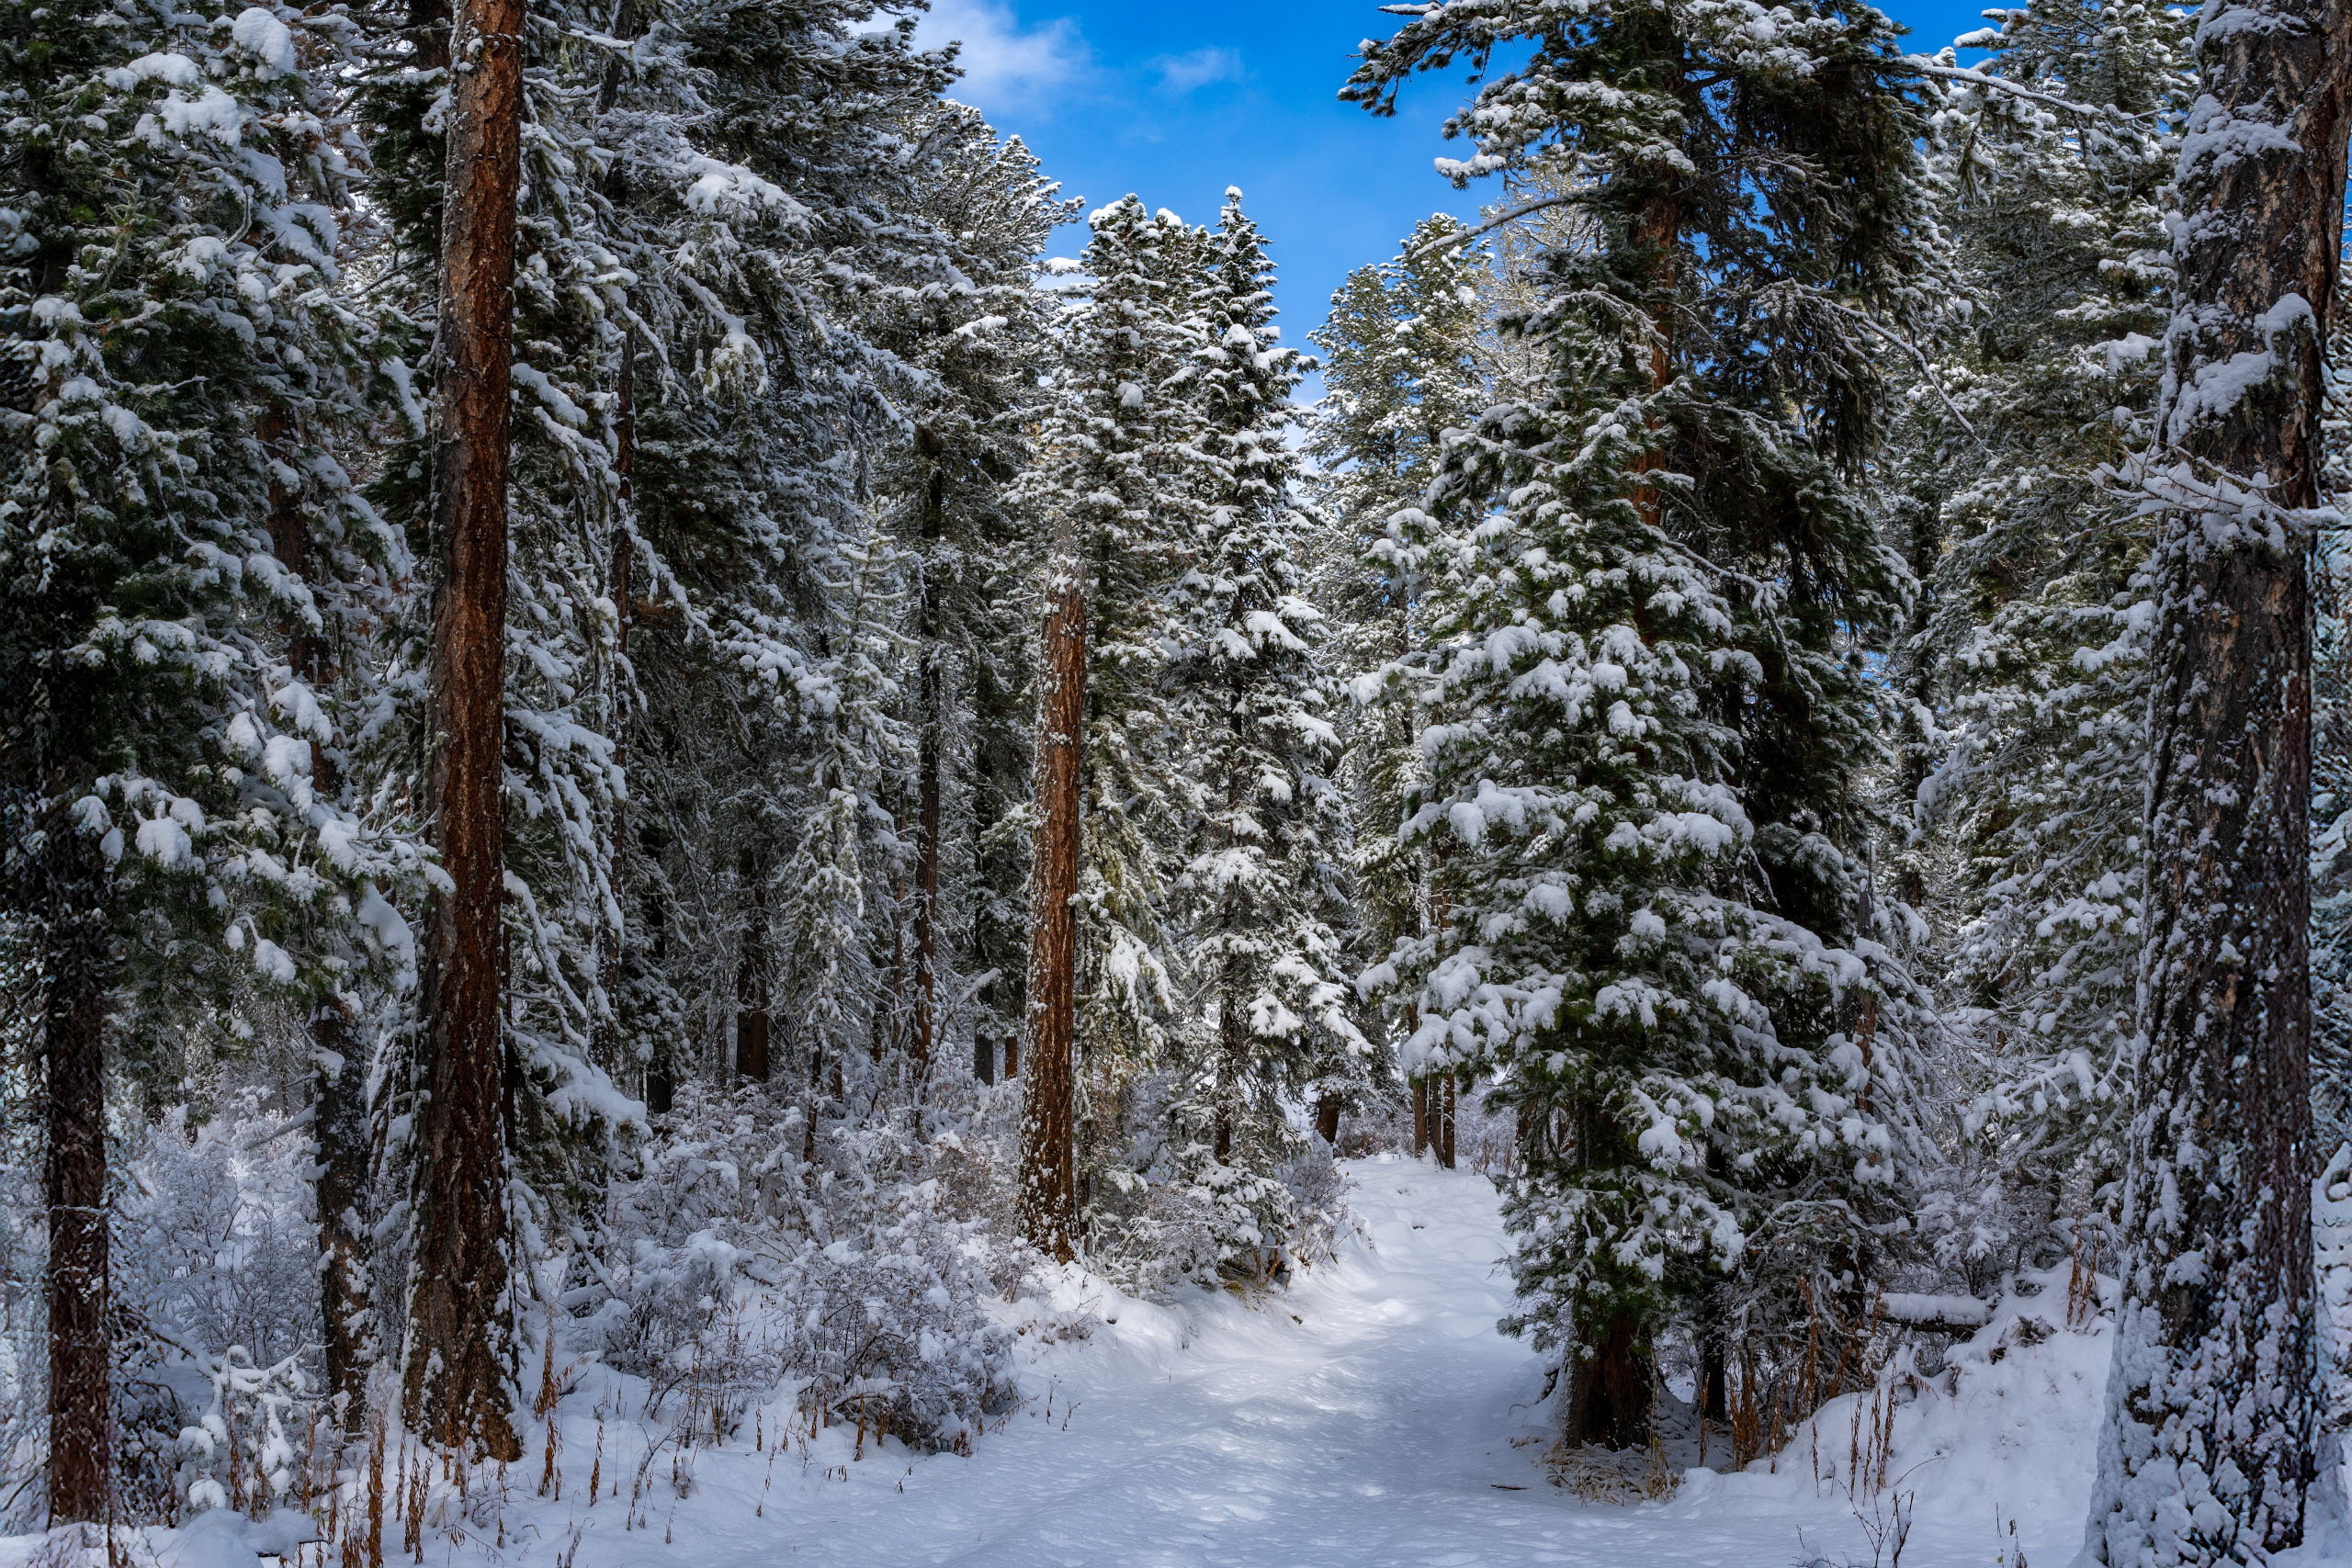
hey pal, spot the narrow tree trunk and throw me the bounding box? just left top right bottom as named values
left=1412, top=1077, right=1428, bottom=1158
left=1214, top=980, right=1245, bottom=1166
left=594, top=326, right=634, bottom=1078
left=736, top=846, right=770, bottom=1084
left=1022, top=523, right=1084, bottom=1261
left=2085, top=0, right=2350, bottom=1557
left=42, top=821, right=109, bottom=1523
left=1625, top=147, right=1681, bottom=533
left=912, top=452, right=945, bottom=1089
left=1430, top=1072, right=1448, bottom=1170
left=403, top=0, right=525, bottom=1459
left=315, top=999, right=375, bottom=1438
left=262, top=411, right=376, bottom=1442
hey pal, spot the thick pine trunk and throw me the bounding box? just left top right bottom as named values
left=403, top=0, right=524, bottom=1460
left=1022, top=527, right=1084, bottom=1261
left=1315, top=1096, right=1341, bottom=1145
left=42, top=820, right=108, bottom=1524
left=1566, top=1312, right=1652, bottom=1451
left=2085, top=0, right=2350, bottom=1559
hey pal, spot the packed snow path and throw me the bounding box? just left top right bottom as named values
left=518, top=1159, right=2148, bottom=1568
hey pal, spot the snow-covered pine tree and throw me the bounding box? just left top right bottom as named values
left=1306, top=217, right=1484, bottom=1085
left=2081, top=0, right=2350, bottom=1553
left=1346, top=0, right=1939, bottom=1447
left=1891, top=0, right=2188, bottom=1270
left=0, top=0, right=415, bottom=1505
left=868, top=110, right=1074, bottom=1096
left=1019, top=196, right=1203, bottom=1258
left=1153, top=188, right=1364, bottom=1260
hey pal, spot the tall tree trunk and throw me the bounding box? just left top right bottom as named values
left=42, top=820, right=109, bottom=1524
left=594, top=326, right=634, bottom=1078
left=2085, top=0, right=2350, bottom=1557
left=912, top=448, right=945, bottom=1091
left=1412, top=1077, right=1428, bottom=1158
left=1214, top=974, right=1245, bottom=1165
left=403, top=0, right=525, bottom=1460
left=1022, top=521, right=1084, bottom=1261
left=315, top=999, right=375, bottom=1438
left=262, top=410, right=376, bottom=1442
left=736, top=846, right=770, bottom=1083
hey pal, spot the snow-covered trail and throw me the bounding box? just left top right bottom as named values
left=526, top=1158, right=2132, bottom=1568
left=771, top=1160, right=1563, bottom=1568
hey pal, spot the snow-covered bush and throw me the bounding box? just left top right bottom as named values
left=116, top=1100, right=331, bottom=1518
left=576, top=1085, right=1016, bottom=1451
left=1084, top=1070, right=1346, bottom=1295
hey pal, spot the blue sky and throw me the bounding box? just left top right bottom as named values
left=911, top=0, right=1993, bottom=356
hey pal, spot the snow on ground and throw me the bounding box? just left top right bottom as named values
left=474, top=1158, right=2199, bottom=1568
left=21, top=1156, right=2352, bottom=1567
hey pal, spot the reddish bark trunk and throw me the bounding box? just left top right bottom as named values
left=1021, top=532, right=1084, bottom=1260
left=1315, top=1096, right=1341, bottom=1145
left=403, top=0, right=525, bottom=1460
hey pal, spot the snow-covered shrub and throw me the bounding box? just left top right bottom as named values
left=122, top=1100, right=322, bottom=1374
left=172, top=1348, right=317, bottom=1517
left=117, top=1100, right=331, bottom=1517
left=576, top=1084, right=1015, bottom=1451
left=1085, top=1070, right=1340, bottom=1294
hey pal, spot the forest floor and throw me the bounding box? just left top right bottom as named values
left=472, top=1159, right=2274, bottom=1568
left=23, top=1158, right=2352, bottom=1568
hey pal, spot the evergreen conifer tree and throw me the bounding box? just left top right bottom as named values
left=1346, top=0, right=1941, bottom=1445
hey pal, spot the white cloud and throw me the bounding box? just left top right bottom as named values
left=916, top=0, right=1089, bottom=113
left=1152, top=46, right=1241, bottom=93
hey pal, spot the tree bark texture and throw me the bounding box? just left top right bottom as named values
left=1566, top=1312, right=1652, bottom=1451
left=1022, top=532, right=1084, bottom=1261
left=2084, top=0, right=2351, bottom=1559
left=403, top=0, right=524, bottom=1460
left=1412, top=1077, right=1428, bottom=1158
left=42, top=820, right=109, bottom=1523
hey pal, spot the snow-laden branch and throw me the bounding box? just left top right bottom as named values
left=1894, top=55, right=2154, bottom=121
